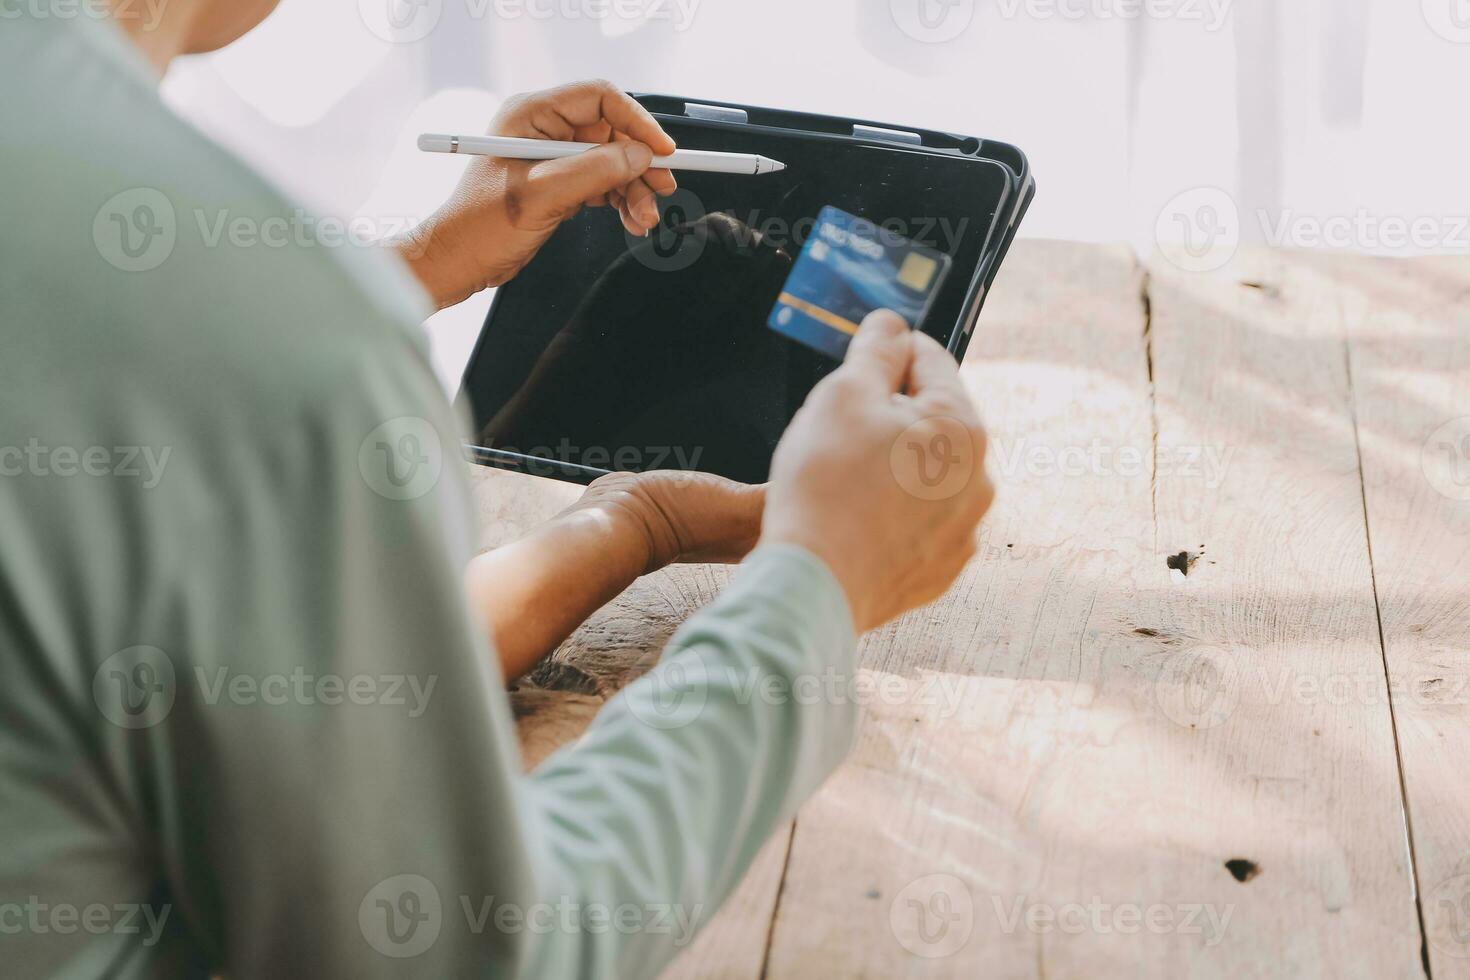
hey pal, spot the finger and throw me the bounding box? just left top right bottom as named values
left=524, top=141, right=654, bottom=223
left=644, top=167, right=676, bottom=197
left=524, top=104, right=577, bottom=141
left=622, top=177, right=661, bottom=229
left=611, top=131, right=675, bottom=196
left=643, top=167, right=676, bottom=196
left=609, top=190, right=641, bottom=235
left=618, top=200, right=646, bottom=237
left=840, top=309, right=913, bottom=393
left=538, top=80, right=676, bottom=155
left=492, top=91, right=577, bottom=141
left=906, top=330, right=969, bottom=408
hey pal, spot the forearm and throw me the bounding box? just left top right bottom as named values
left=395, top=213, right=482, bottom=314
left=466, top=507, right=651, bottom=681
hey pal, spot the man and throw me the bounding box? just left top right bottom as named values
left=0, top=1, right=993, bottom=976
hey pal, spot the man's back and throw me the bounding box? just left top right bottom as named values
left=0, top=14, right=506, bottom=977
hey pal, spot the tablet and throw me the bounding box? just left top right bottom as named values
left=457, top=98, right=1031, bottom=485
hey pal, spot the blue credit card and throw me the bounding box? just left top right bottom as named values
left=767, top=205, right=953, bottom=361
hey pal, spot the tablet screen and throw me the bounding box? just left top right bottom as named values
left=458, top=121, right=1011, bottom=484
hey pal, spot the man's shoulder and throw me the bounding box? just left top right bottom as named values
left=0, top=14, right=432, bottom=398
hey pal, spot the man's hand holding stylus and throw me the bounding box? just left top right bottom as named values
left=399, top=79, right=676, bottom=310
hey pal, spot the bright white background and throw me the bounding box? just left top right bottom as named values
left=162, top=0, right=1470, bottom=385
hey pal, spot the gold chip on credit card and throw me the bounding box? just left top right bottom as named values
left=897, top=252, right=938, bottom=291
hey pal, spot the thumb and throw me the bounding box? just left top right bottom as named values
left=840, top=309, right=913, bottom=393
left=523, top=141, right=653, bottom=220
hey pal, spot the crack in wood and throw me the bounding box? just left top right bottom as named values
left=1342, top=332, right=1435, bottom=980
left=1139, top=260, right=1160, bottom=553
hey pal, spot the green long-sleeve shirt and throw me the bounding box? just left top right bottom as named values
left=0, top=15, right=857, bottom=978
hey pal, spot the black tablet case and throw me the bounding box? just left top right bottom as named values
left=458, top=94, right=1034, bottom=484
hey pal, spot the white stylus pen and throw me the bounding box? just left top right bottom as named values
left=417, top=133, right=786, bottom=175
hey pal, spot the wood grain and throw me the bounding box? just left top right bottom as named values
left=466, top=242, right=1465, bottom=978
left=1305, top=251, right=1470, bottom=978
left=764, top=239, right=1178, bottom=977
left=759, top=240, right=1422, bottom=977
left=1135, top=248, right=1423, bottom=978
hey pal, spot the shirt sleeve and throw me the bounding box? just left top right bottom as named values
left=516, top=544, right=858, bottom=978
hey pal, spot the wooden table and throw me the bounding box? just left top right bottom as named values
left=469, top=241, right=1470, bottom=979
